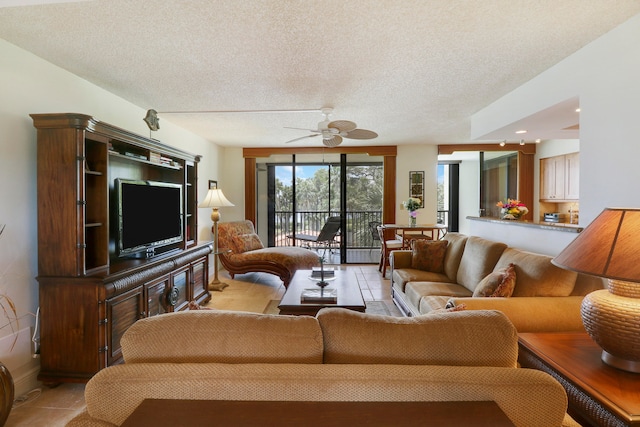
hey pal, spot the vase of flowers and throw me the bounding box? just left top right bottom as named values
left=496, top=199, right=529, bottom=220
left=403, top=197, right=421, bottom=227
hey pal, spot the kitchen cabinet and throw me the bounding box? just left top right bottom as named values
left=540, top=153, right=579, bottom=202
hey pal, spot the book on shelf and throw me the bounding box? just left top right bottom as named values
left=124, top=152, right=147, bottom=160
left=300, top=288, right=337, bottom=303
left=310, top=266, right=335, bottom=278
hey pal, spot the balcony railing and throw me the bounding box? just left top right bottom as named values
left=274, top=210, right=382, bottom=248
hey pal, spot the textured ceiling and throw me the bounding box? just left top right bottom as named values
left=1, top=0, right=639, bottom=148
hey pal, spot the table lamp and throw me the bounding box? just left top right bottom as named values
left=552, top=207, right=640, bottom=373
left=198, top=188, right=235, bottom=291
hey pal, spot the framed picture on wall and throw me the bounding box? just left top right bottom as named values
left=409, top=171, right=424, bottom=208
left=209, top=180, right=218, bottom=190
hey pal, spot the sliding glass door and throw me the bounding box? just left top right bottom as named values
left=256, top=152, right=382, bottom=263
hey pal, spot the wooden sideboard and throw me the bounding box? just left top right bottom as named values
left=518, top=332, right=640, bottom=427
left=32, top=113, right=212, bottom=384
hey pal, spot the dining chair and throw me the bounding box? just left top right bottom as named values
left=377, top=225, right=403, bottom=278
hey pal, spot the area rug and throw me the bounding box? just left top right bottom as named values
left=263, top=300, right=402, bottom=316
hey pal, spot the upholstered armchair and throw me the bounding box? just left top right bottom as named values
left=217, top=220, right=319, bottom=288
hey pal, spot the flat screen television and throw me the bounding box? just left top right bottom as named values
left=116, top=178, right=183, bottom=258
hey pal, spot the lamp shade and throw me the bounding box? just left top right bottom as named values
left=552, top=207, right=640, bottom=282
left=198, top=188, right=235, bottom=209
left=553, top=207, right=640, bottom=373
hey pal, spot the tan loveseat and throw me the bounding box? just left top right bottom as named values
left=217, top=220, right=319, bottom=288
left=67, top=309, right=571, bottom=427
left=390, top=233, right=605, bottom=332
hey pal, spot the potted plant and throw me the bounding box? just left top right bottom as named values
left=0, top=224, right=16, bottom=425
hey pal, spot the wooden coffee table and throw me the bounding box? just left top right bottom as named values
left=121, top=399, right=515, bottom=426
left=278, top=269, right=366, bottom=316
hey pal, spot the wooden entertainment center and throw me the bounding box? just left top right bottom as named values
left=32, top=113, right=213, bottom=385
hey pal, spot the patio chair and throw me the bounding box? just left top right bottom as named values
left=368, top=221, right=382, bottom=255
left=288, top=216, right=342, bottom=255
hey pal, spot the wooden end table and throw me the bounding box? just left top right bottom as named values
left=121, top=399, right=515, bottom=427
left=518, top=332, right=640, bottom=427
left=278, top=269, right=366, bottom=316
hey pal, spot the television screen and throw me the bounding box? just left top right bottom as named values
left=116, top=179, right=183, bottom=257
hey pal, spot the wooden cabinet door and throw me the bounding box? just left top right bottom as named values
left=145, top=275, right=171, bottom=317
left=191, top=257, right=209, bottom=303
left=564, top=152, right=580, bottom=200
left=106, top=287, right=144, bottom=366
left=170, top=266, right=190, bottom=312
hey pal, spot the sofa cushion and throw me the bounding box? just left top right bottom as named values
left=391, top=267, right=452, bottom=293
left=317, top=308, right=518, bottom=367
left=405, top=282, right=472, bottom=310
left=442, top=233, right=468, bottom=282
left=495, top=248, right=577, bottom=297
left=410, top=239, right=448, bottom=273
left=473, top=263, right=516, bottom=297
left=456, top=237, right=507, bottom=293
left=121, top=310, right=324, bottom=364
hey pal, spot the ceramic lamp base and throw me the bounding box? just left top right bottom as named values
left=581, top=280, right=640, bottom=373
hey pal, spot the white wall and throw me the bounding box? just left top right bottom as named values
left=472, top=13, right=640, bottom=226
left=219, top=147, right=246, bottom=223
left=395, top=144, right=438, bottom=224
left=0, top=39, right=221, bottom=395
left=458, top=158, right=480, bottom=235
left=469, top=220, right=579, bottom=257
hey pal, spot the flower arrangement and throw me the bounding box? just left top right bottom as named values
left=403, top=197, right=421, bottom=226
left=496, top=199, right=529, bottom=220
left=403, top=197, right=421, bottom=212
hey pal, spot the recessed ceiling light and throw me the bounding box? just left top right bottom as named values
left=515, top=130, right=527, bottom=134
left=535, top=139, right=541, bottom=143
left=499, top=140, right=506, bottom=147
left=575, top=108, right=581, bottom=112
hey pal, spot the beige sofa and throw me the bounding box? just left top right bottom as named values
left=390, top=233, right=605, bottom=332
left=67, top=309, right=571, bottom=427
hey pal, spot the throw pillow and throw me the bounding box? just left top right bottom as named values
left=473, top=263, right=516, bottom=297
left=492, top=263, right=516, bottom=297
left=232, top=233, right=264, bottom=253
left=410, top=239, right=449, bottom=273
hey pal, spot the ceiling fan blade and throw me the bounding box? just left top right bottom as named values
left=322, top=135, right=343, bottom=147
left=328, top=120, right=357, bottom=133
left=343, top=128, right=378, bottom=140
left=284, top=126, right=320, bottom=133
left=285, top=134, right=319, bottom=143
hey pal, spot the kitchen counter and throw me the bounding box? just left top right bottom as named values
left=467, top=216, right=583, bottom=233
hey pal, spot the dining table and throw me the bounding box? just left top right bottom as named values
left=381, top=223, right=448, bottom=248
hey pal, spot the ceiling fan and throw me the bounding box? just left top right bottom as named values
left=284, top=108, right=378, bottom=147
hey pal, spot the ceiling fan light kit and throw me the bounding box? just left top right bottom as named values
left=284, top=107, right=378, bottom=147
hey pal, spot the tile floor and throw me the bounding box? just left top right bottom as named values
left=5, top=264, right=392, bottom=426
